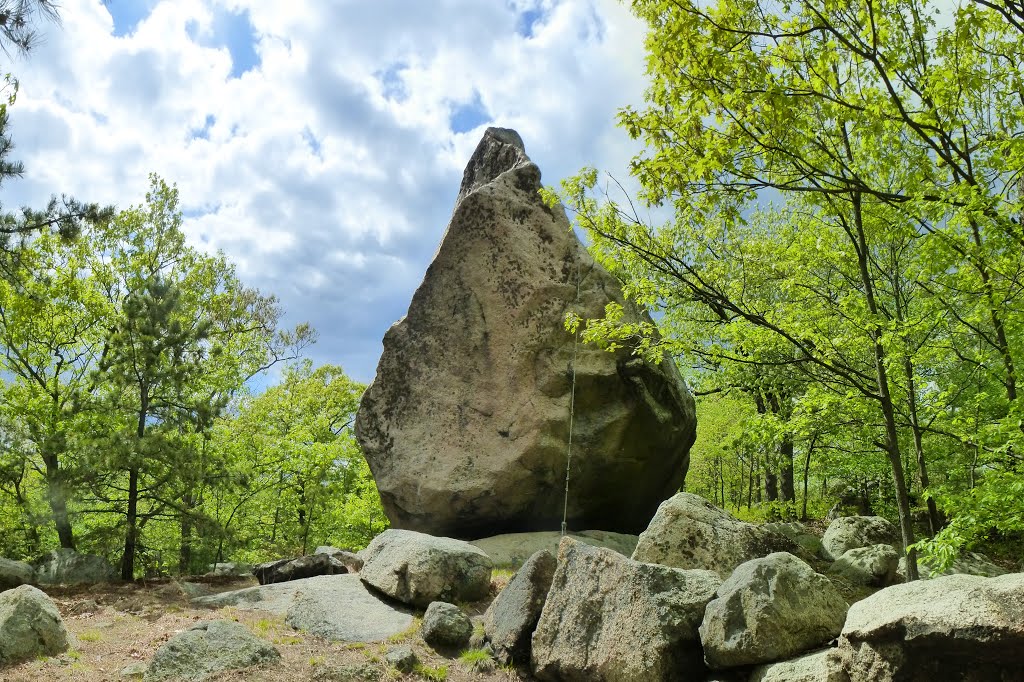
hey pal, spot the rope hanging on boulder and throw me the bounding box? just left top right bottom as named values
left=562, top=260, right=582, bottom=536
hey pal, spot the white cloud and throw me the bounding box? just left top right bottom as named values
left=2, top=0, right=651, bottom=383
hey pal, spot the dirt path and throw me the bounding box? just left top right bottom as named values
left=1, top=578, right=531, bottom=682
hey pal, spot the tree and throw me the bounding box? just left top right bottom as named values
left=552, top=0, right=1024, bottom=578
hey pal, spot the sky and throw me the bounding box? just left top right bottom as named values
left=2, top=0, right=652, bottom=384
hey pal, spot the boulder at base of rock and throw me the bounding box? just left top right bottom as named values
left=144, top=619, right=279, bottom=681
left=631, top=493, right=802, bottom=576
left=750, top=649, right=837, bottom=682
left=314, top=546, right=363, bottom=573
left=0, top=557, right=34, bottom=591
left=483, top=549, right=556, bottom=665
left=826, top=573, right=1024, bottom=681
left=205, top=562, right=252, bottom=578
left=421, top=601, right=473, bottom=649
left=764, top=522, right=825, bottom=558
left=828, top=544, right=900, bottom=587
left=531, top=537, right=721, bottom=682
left=354, top=127, right=696, bottom=538
left=0, top=585, right=70, bottom=665
left=252, top=553, right=347, bottom=585
left=699, top=552, right=848, bottom=669
left=385, top=646, right=418, bottom=674
left=359, top=529, right=492, bottom=608
left=33, top=548, right=117, bottom=585
left=821, top=516, right=900, bottom=561
left=471, top=530, right=638, bottom=568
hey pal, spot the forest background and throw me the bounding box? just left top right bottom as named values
left=2, top=0, right=1023, bottom=582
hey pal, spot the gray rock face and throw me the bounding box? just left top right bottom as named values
left=764, top=522, right=825, bottom=558
left=33, top=548, right=117, bottom=585
left=0, top=557, right=34, bottom=591
left=471, top=530, right=638, bottom=568
left=821, top=516, right=900, bottom=560
left=631, top=493, right=802, bottom=576
left=192, top=574, right=414, bottom=642
left=359, top=529, right=492, bottom=608
left=483, top=549, right=556, bottom=665
left=252, top=553, right=347, bottom=585
left=144, top=619, right=279, bottom=681
left=826, top=573, right=1024, bottom=681
left=205, top=562, right=252, bottom=577
left=385, top=645, right=418, bottom=673
left=0, top=584, right=70, bottom=665
left=421, top=601, right=473, bottom=649
left=828, top=544, right=900, bottom=587
left=699, top=552, right=848, bottom=669
left=750, top=649, right=839, bottom=682
left=531, top=537, right=721, bottom=681
left=314, top=546, right=363, bottom=573
left=355, top=127, right=697, bottom=538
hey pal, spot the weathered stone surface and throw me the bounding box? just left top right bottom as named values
left=252, top=553, right=347, bottom=585
left=750, top=649, right=839, bottom=682
left=144, top=619, right=279, bottom=681
left=0, top=584, right=70, bottom=665
left=359, top=529, right=492, bottom=608
left=0, top=557, right=34, bottom=591
left=631, top=493, right=802, bottom=576
left=205, top=562, right=252, bottom=577
left=826, top=573, right=1024, bottom=681
left=385, top=645, right=418, bottom=673
left=314, top=546, right=363, bottom=573
left=471, top=530, right=638, bottom=568
left=531, top=537, right=720, bottom=681
left=897, top=550, right=1007, bottom=581
left=483, top=549, right=556, bottom=664
left=700, top=552, right=848, bottom=669
left=33, top=548, right=117, bottom=585
left=355, top=127, right=696, bottom=537
left=192, top=575, right=414, bottom=642
left=421, top=601, right=473, bottom=649
left=828, top=544, right=900, bottom=587
left=821, top=516, right=900, bottom=560
left=764, top=522, right=825, bottom=558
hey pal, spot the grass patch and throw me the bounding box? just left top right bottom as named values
left=414, top=663, right=448, bottom=681
left=387, top=617, right=422, bottom=644
left=458, top=647, right=493, bottom=668
left=77, top=630, right=103, bottom=643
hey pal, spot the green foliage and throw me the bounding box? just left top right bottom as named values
left=414, top=663, right=449, bottom=681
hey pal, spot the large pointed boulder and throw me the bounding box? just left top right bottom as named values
left=355, top=127, right=696, bottom=537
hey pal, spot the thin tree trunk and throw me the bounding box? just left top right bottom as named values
left=42, top=449, right=75, bottom=549
left=801, top=434, right=816, bottom=520
left=121, top=466, right=140, bottom=580
left=779, top=435, right=795, bottom=503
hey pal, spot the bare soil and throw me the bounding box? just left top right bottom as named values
left=0, top=576, right=532, bottom=682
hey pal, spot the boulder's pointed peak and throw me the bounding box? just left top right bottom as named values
left=457, top=127, right=532, bottom=204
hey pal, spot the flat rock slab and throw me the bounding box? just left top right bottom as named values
left=192, top=574, right=414, bottom=642
left=471, top=530, right=639, bottom=567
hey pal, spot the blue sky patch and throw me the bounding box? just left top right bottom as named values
left=376, top=63, right=409, bottom=102
left=186, top=8, right=261, bottom=78
left=104, top=0, right=157, bottom=37
left=450, top=91, right=490, bottom=134
left=190, top=114, right=216, bottom=140
left=517, top=7, right=547, bottom=38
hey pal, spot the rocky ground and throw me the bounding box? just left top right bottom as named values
left=0, top=574, right=531, bottom=682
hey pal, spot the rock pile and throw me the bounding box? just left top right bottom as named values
left=355, top=127, right=697, bottom=538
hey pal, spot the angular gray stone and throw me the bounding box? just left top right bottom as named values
left=0, top=556, right=34, bottom=591
left=314, top=546, right=363, bottom=572
left=33, top=548, right=118, bottom=585
left=764, top=522, right=825, bottom=558
left=205, top=561, right=252, bottom=577
left=192, top=574, right=414, bottom=642
left=252, top=553, right=347, bottom=585
left=120, top=661, right=149, bottom=678
left=355, top=127, right=696, bottom=538
left=471, top=530, right=638, bottom=568
left=821, top=516, right=900, bottom=561
left=144, top=619, right=279, bottom=681
left=828, top=544, right=900, bottom=586
left=750, top=649, right=839, bottom=682
left=631, top=493, right=802, bottom=576
left=826, top=573, right=1024, bottom=681
left=421, top=601, right=473, bottom=649
left=699, top=552, right=848, bottom=669
left=384, top=645, right=418, bottom=673
left=359, top=529, right=492, bottom=608
left=0, top=584, right=70, bottom=665
left=531, top=537, right=721, bottom=681
left=483, top=549, right=556, bottom=664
